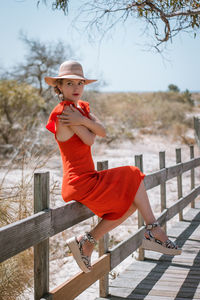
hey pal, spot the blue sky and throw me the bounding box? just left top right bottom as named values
left=0, top=0, right=200, bottom=92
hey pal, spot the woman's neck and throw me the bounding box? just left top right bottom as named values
left=64, top=98, right=78, bottom=106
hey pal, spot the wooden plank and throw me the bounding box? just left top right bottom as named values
left=190, top=145, right=195, bottom=208
left=144, top=157, right=200, bottom=191
left=144, top=169, right=166, bottom=190
left=166, top=186, right=200, bottom=221
left=156, top=209, right=168, bottom=227
left=51, top=201, right=94, bottom=236
left=34, top=172, right=50, bottom=300
left=0, top=210, right=51, bottom=263
left=97, top=160, right=109, bottom=299
left=51, top=254, right=110, bottom=300
left=110, top=283, right=200, bottom=299
left=183, top=207, right=200, bottom=221
left=99, top=233, right=109, bottom=297
left=159, top=151, right=166, bottom=233
left=176, top=148, right=183, bottom=221
left=135, top=154, right=144, bottom=261
left=148, top=288, right=200, bottom=298
left=125, top=266, right=200, bottom=276
left=0, top=198, right=94, bottom=263
left=110, top=227, right=144, bottom=270
left=118, top=270, right=200, bottom=281
left=110, top=279, right=200, bottom=290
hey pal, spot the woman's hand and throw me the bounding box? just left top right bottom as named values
left=58, top=104, right=84, bottom=126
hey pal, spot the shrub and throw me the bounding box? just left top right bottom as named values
left=86, top=91, right=194, bottom=142
left=0, top=80, right=45, bottom=154
left=168, top=84, right=180, bottom=93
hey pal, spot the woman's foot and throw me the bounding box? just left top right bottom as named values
left=77, top=235, right=95, bottom=257
left=148, top=223, right=168, bottom=243
left=142, top=222, right=182, bottom=255
left=67, top=232, right=96, bottom=273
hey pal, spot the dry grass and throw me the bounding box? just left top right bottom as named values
left=84, top=91, right=196, bottom=144
left=0, top=149, right=59, bottom=299
left=0, top=250, right=33, bottom=300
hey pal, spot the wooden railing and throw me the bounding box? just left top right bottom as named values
left=0, top=145, right=200, bottom=300
left=194, top=116, right=200, bottom=148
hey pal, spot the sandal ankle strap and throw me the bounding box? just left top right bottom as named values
left=81, top=232, right=97, bottom=246
left=145, top=222, right=159, bottom=230
left=86, top=232, right=97, bottom=245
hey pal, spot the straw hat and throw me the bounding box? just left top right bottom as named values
left=44, top=60, right=97, bottom=86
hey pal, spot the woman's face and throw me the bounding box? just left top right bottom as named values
left=58, top=79, right=85, bottom=102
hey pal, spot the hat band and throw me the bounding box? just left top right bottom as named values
left=58, top=72, right=84, bottom=77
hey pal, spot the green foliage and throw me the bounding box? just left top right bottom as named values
left=38, top=1, right=200, bottom=49
left=167, top=85, right=194, bottom=106
left=168, top=84, right=180, bottom=93
left=183, top=89, right=194, bottom=106
left=38, top=0, right=69, bottom=13
left=0, top=80, right=45, bottom=148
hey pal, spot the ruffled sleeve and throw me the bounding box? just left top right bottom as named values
left=46, top=100, right=74, bottom=134
left=46, top=100, right=91, bottom=134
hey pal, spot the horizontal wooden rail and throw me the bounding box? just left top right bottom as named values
left=0, top=210, right=51, bottom=263
left=1, top=157, right=200, bottom=263
left=166, top=185, right=200, bottom=222
left=50, top=254, right=110, bottom=300
left=110, top=227, right=145, bottom=270
left=144, top=157, right=200, bottom=190
left=0, top=203, right=94, bottom=263
left=51, top=201, right=94, bottom=236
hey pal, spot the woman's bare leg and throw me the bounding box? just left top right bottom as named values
left=133, top=180, right=168, bottom=242
left=78, top=180, right=168, bottom=256
left=77, top=202, right=137, bottom=256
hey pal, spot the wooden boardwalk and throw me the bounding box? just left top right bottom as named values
left=97, top=202, right=200, bottom=300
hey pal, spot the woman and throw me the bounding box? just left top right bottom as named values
left=45, top=61, right=181, bottom=273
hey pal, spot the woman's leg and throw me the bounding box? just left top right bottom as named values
left=78, top=180, right=168, bottom=256
left=133, top=180, right=168, bottom=242
left=77, top=202, right=137, bottom=256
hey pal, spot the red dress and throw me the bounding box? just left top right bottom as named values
left=46, top=100, right=145, bottom=220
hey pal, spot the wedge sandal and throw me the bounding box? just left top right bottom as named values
left=67, top=232, right=97, bottom=273
left=142, top=222, right=182, bottom=256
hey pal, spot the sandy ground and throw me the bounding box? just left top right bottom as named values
left=1, top=133, right=200, bottom=300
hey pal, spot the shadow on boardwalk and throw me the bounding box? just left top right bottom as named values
left=105, top=205, right=200, bottom=300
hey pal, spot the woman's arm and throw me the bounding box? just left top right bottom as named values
left=56, top=115, right=96, bottom=146
left=70, top=124, right=96, bottom=146
left=58, top=105, right=106, bottom=137
left=82, top=112, right=106, bottom=137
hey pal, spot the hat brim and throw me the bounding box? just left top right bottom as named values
left=44, top=75, right=97, bottom=86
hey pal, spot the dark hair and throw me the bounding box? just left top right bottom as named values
left=54, top=79, right=63, bottom=95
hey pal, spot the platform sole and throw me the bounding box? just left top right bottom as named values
left=142, top=239, right=182, bottom=256
left=67, top=237, right=91, bottom=273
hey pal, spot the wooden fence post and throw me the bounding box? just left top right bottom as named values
left=34, top=172, right=50, bottom=300
left=97, top=161, right=109, bottom=298
left=190, top=145, right=195, bottom=208
left=159, top=151, right=167, bottom=233
left=194, top=117, right=200, bottom=148
left=135, top=154, right=144, bottom=261
left=176, top=148, right=183, bottom=221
